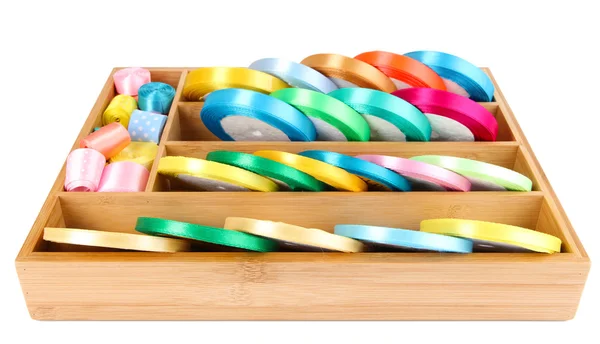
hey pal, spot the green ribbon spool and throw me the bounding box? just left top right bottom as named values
left=206, top=150, right=328, bottom=191
left=270, top=88, right=370, bottom=141
left=135, top=217, right=279, bottom=252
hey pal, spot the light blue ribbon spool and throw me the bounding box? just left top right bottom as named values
left=299, top=150, right=411, bottom=191
left=334, top=224, right=473, bottom=253
left=200, top=88, right=316, bottom=141
left=404, top=51, right=495, bottom=102
left=128, top=110, right=168, bottom=144
left=138, top=82, right=176, bottom=114
left=249, top=58, right=338, bottom=93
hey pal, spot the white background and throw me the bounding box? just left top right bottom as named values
left=0, top=0, right=597, bottom=343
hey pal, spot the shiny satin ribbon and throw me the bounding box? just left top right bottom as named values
left=128, top=110, right=168, bottom=144
left=249, top=58, right=338, bottom=93
left=201, top=88, right=316, bottom=141
left=420, top=219, right=561, bottom=253
left=183, top=67, right=289, bottom=100
left=329, top=88, right=431, bottom=142
left=97, top=161, right=149, bottom=192
left=65, top=148, right=106, bottom=192
left=109, top=141, right=158, bottom=170
left=80, top=122, right=131, bottom=159
left=206, top=150, right=327, bottom=191
left=224, top=217, right=364, bottom=252
left=138, top=82, right=176, bottom=115
left=334, top=224, right=472, bottom=253
left=404, top=51, right=495, bottom=102
left=254, top=150, right=367, bottom=191
left=392, top=88, right=498, bottom=141
left=158, top=156, right=278, bottom=192
left=357, top=155, right=471, bottom=191
left=102, top=95, right=137, bottom=128
left=135, top=217, right=278, bottom=252
left=44, top=227, right=190, bottom=252
left=299, top=150, right=411, bottom=191
left=410, top=155, right=533, bottom=191
left=113, top=67, right=151, bottom=96
left=300, top=54, right=396, bottom=92
left=354, top=51, right=447, bottom=90
left=270, top=88, right=369, bottom=141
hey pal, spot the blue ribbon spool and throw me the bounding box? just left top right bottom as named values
left=128, top=110, right=168, bottom=144
left=138, top=82, right=176, bottom=114
left=200, top=88, right=317, bottom=141
left=299, top=150, right=411, bottom=191
left=249, top=58, right=338, bottom=93
left=404, top=51, right=495, bottom=102
left=334, top=224, right=473, bottom=253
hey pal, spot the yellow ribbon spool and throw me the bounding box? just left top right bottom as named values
left=224, top=217, right=364, bottom=252
left=109, top=142, right=158, bottom=170
left=254, top=150, right=367, bottom=191
left=420, top=219, right=562, bottom=253
left=102, top=94, right=138, bottom=128
left=183, top=67, right=290, bottom=100
left=158, top=156, right=278, bottom=192
left=44, top=227, right=190, bottom=252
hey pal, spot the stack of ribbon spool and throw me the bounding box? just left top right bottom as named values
left=158, top=151, right=533, bottom=192
left=43, top=216, right=563, bottom=254
left=183, top=51, right=498, bottom=142
left=64, top=68, right=176, bottom=192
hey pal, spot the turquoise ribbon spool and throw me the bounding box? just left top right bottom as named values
left=138, top=82, right=176, bottom=114
left=334, top=224, right=473, bottom=253
left=299, top=150, right=411, bottom=191
left=249, top=58, right=338, bottom=93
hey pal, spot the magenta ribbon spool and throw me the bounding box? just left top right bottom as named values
left=65, top=148, right=106, bottom=192
left=356, top=155, right=471, bottom=191
left=392, top=88, right=498, bottom=141
left=97, top=161, right=150, bottom=192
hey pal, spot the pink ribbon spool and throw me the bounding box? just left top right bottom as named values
left=65, top=148, right=106, bottom=192
left=113, top=67, right=151, bottom=96
left=80, top=122, right=131, bottom=159
left=97, top=161, right=150, bottom=192
left=356, top=155, right=471, bottom=191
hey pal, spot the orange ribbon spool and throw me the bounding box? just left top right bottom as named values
left=355, top=51, right=447, bottom=91
left=300, top=54, right=396, bottom=92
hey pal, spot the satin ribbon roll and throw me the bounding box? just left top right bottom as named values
left=410, top=155, right=532, bottom=191
left=254, top=150, right=367, bottom=191
left=113, top=67, right=151, bottom=96
left=80, top=122, right=131, bottom=159
left=354, top=51, right=447, bottom=91
left=128, top=110, right=168, bottom=144
left=97, top=161, right=149, bottom=192
left=357, top=155, right=471, bottom=191
left=249, top=58, right=338, bottom=93
left=102, top=95, right=137, bottom=128
left=334, top=225, right=472, bottom=253
left=183, top=67, right=289, bottom=100
left=206, top=151, right=327, bottom=191
left=138, top=82, right=176, bottom=115
left=404, top=51, right=495, bottom=102
left=299, top=150, right=411, bottom=191
left=329, top=88, right=431, bottom=142
left=300, top=54, right=396, bottom=92
left=136, top=217, right=278, bottom=252
left=420, top=219, right=561, bottom=253
left=109, top=141, right=158, bottom=170
left=392, top=88, right=497, bottom=141
left=225, top=217, right=364, bottom=252
left=65, top=148, right=106, bottom=192
left=201, top=88, right=316, bottom=141
left=44, top=227, right=190, bottom=252
left=158, top=156, right=278, bottom=192
left=270, top=88, right=369, bottom=141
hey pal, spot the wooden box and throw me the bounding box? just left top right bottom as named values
left=15, top=68, right=590, bottom=321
